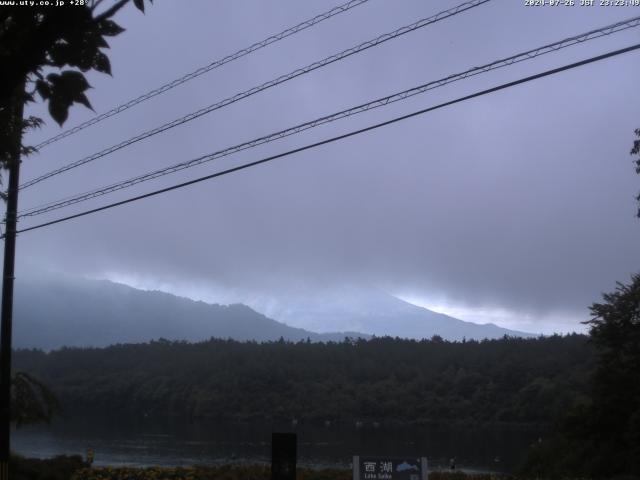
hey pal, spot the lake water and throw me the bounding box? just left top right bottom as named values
left=12, top=417, right=543, bottom=472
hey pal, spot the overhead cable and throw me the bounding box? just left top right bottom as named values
left=20, top=0, right=490, bottom=190
left=12, top=42, right=640, bottom=237
left=33, top=0, right=373, bottom=149
left=18, top=15, right=640, bottom=218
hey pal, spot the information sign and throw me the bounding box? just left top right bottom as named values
left=353, top=456, right=428, bottom=480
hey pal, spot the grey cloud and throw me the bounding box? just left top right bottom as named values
left=14, top=0, right=640, bottom=332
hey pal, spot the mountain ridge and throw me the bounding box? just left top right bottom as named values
left=12, top=276, right=534, bottom=350
left=13, top=277, right=365, bottom=350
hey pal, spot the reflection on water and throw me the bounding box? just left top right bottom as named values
left=13, top=417, right=543, bottom=472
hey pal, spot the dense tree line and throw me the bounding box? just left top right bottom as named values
left=13, top=335, right=593, bottom=427
left=524, top=274, right=640, bottom=478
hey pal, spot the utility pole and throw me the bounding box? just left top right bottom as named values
left=0, top=79, right=25, bottom=480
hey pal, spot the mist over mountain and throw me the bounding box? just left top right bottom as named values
left=249, top=287, right=536, bottom=340
left=11, top=276, right=534, bottom=350
left=13, top=277, right=363, bottom=350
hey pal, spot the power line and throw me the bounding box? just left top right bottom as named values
left=20, top=0, right=490, bottom=190
left=12, top=42, right=640, bottom=237
left=18, top=15, right=640, bottom=219
left=19, top=14, right=640, bottom=216
left=33, top=0, right=373, bottom=150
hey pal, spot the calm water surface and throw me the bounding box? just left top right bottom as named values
left=13, top=417, right=543, bottom=472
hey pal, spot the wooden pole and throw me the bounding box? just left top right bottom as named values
left=0, top=78, right=25, bottom=480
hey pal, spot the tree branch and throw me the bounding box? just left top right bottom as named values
left=90, top=0, right=106, bottom=12
left=94, top=0, right=129, bottom=22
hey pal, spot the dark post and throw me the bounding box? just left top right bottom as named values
left=271, top=432, right=296, bottom=480
left=0, top=79, right=25, bottom=480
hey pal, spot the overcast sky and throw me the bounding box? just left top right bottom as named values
left=14, top=0, right=640, bottom=334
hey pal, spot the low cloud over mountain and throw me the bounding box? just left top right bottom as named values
left=12, top=276, right=533, bottom=350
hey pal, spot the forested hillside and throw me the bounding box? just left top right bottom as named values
left=14, top=335, right=593, bottom=426
left=13, top=278, right=367, bottom=349
left=12, top=277, right=532, bottom=349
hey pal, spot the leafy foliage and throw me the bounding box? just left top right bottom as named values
left=10, top=372, right=59, bottom=427
left=14, top=335, right=594, bottom=427
left=583, top=273, right=640, bottom=475
left=36, top=71, right=93, bottom=126
left=10, top=454, right=87, bottom=480
left=632, top=128, right=640, bottom=217
left=0, top=0, right=151, bottom=169
left=523, top=274, right=640, bottom=478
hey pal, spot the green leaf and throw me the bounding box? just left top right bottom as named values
left=95, top=34, right=110, bottom=49
left=11, top=372, right=59, bottom=426
left=49, top=70, right=91, bottom=94
left=98, top=19, right=125, bottom=37
left=45, top=71, right=93, bottom=125
left=35, top=80, right=51, bottom=100
left=48, top=99, right=69, bottom=126
left=21, top=145, right=38, bottom=157
left=22, top=116, right=44, bottom=130
left=75, top=92, right=93, bottom=111
left=48, top=41, right=71, bottom=67
left=93, top=51, right=111, bottom=75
